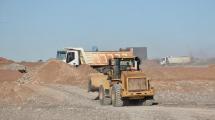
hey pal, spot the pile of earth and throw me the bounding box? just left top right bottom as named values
left=19, top=61, right=44, bottom=68
left=143, top=65, right=215, bottom=81
left=0, top=57, right=14, bottom=67
left=0, top=57, right=40, bottom=105
left=29, top=60, right=97, bottom=88
left=0, top=81, right=33, bottom=105
left=0, top=69, right=33, bottom=105
left=0, top=69, right=23, bottom=82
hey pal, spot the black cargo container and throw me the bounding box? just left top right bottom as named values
left=128, top=47, right=148, bottom=61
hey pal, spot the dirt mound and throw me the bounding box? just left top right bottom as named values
left=19, top=61, right=44, bottom=68
left=0, top=57, right=14, bottom=66
left=0, top=81, right=33, bottom=104
left=31, top=60, right=97, bottom=88
left=0, top=69, right=33, bottom=105
left=143, top=66, right=215, bottom=81
left=0, top=70, right=23, bottom=82
left=0, top=63, right=27, bottom=72
left=0, top=59, right=37, bottom=105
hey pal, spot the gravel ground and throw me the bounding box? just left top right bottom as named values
left=152, top=80, right=215, bottom=106
left=1, top=84, right=215, bottom=120
left=0, top=84, right=129, bottom=120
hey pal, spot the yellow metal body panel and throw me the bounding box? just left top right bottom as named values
left=84, top=51, right=133, bottom=66
left=120, top=71, right=154, bottom=98
left=121, top=88, right=154, bottom=99
left=101, top=79, right=111, bottom=90
left=121, top=71, right=147, bottom=91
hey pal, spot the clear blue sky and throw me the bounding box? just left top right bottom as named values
left=0, top=0, right=215, bottom=61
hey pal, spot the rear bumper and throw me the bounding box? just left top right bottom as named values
left=122, top=89, right=154, bottom=99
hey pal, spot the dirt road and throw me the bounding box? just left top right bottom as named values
left=1, top=84, right=214, bottom=120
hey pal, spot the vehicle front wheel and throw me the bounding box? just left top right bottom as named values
left=142, top=96, right=154, bottom=106
left=111, top=84, right=123, bottom=107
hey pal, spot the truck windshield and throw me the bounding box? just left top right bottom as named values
left=120, top=60, right=134, bottom=71
left=161, top=58, right=165, bottom=61
left=57, top=51, right=66, bottom=60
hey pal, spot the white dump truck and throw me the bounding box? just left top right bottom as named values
left=160, top=56, right=192, bottom=66
left=56, top=47, right=135, bottom=92
left=56, top=47, right=133, bottom=67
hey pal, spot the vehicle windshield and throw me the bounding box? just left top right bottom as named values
left=120, top=59, right=134, bottom=71
left=161, top=58, right=165, bottom=61
left=56, top=51, right=66, bottom=60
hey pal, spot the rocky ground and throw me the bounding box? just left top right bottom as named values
left=0, top=84, right=214, bottom=120
left=0, top=57, right=215, bottom=120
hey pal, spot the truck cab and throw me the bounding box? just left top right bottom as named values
left=160, top=57, right=168, bottom=66
left=56, top=49, right=80, bottom=66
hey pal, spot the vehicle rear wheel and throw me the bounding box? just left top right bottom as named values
left=111, top=84, right=123, bottom=107
left=99, top=86, right=111, bottom=105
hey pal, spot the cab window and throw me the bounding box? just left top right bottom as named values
left=66, top=52, right=75, bottom=63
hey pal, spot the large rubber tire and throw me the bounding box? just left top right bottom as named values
left=99, top=86, right=111, bottom=105
left=111, top=84, right=123, bottom=107
left=123, top=100, right=143, bottom=106
left=142, top=96, right=154, bottom=106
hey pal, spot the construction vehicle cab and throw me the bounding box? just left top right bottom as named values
left=56, top=48, right=81, bottom=66
left=99, top=57, right=154, bottom=107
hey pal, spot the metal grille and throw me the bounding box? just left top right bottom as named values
left=128, top=78, right=147, bottom=92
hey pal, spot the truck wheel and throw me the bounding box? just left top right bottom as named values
left=142, top=96, right=154, bottom=106
left=111, top=84, right=123, bottom=107
left=88, top=80, right=92, bottom=92
left=99, top=86, right=111, bottom=105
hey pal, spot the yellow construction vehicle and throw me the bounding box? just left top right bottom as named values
left=97, top=57, right=154, bottom=107
left=56, top=47, right=154, bottom=106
